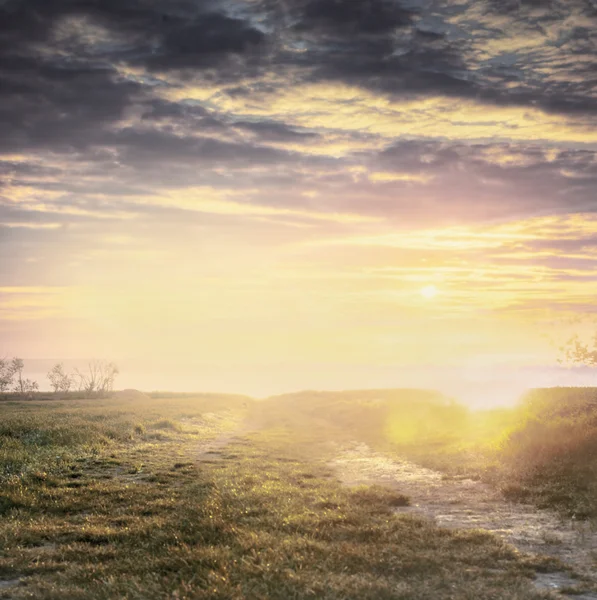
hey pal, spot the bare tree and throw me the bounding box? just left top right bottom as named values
left=47, top=363, right=72, bottom=394
left=74, top=362, right=99, bottom=394
left=11, top=358, right=39, bottom=395
left=0, top=357, right=15, bottom=393
left=98, top=361, right=119, bottom=394
left=74, top=360, right=119, bottom=396
left=73, top=369, right=85, bottom=392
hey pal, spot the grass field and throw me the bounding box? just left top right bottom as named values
left=395, top=387, right=597, bottom=519
left=0, top=391, right=567, bottom=599
left=496, top=388, right=597, bottom=518
left=267, top=388, right=597, bottom=519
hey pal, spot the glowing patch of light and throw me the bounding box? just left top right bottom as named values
left=420, top=285, right=439, bottom=300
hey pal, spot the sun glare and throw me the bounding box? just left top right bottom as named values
left=420, top=285, right=438, bottom=300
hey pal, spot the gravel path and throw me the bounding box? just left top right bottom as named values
left=332, top=442, right=597, bottom=599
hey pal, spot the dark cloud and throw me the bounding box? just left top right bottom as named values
left=0, top=0, right=276, bottom=164
left=276, top=0, right=475, bottom=100
left=143, top=12, right=266, bottom=71
left=1, top=0, right=597, bottom=234
left=108, top=127, right=296, bottom=167
left=270, top=0, right=597, bottom=116
left=0, top=0, right=266, bottom=88
left=1, top=0, right=596, bottom=163
left=0, top=62, right=143, bottom=153
left=484, top=0, right=587, bottom=16
left=295, top=0, right=414, bottom=35
left=232, top=120, right=319, bottom=142
left=297, top=39, right=473, bottom=98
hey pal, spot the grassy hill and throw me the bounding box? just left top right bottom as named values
left=263, top=387, right=597, bottom=518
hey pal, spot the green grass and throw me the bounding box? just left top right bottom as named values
left=0, top=396, right=560, bottom=599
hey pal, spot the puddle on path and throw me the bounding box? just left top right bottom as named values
left=332, top=442, right=597, bottom=598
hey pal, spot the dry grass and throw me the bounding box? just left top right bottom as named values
left=269, top=387, right=597, bottom=519
left=0, top=395, right=555, bottom=599
left=495, top=388, right=597, bottom=518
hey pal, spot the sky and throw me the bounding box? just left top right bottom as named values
left=1, top=0, right=597, bottom=400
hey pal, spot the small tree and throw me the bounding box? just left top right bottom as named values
left=74, top=360, right=119, bottom=396
left=0, top=357, right=15, bottom=393
left=98, top=361, right=119, bottom=394
left=560, top=333, right=597, bottom=367
left=47, top=363, right=72, bottom=394
left=11, top=358, right=39, bottom=395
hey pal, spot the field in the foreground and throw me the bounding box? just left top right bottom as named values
left=0, top=392, right=575, bottom=599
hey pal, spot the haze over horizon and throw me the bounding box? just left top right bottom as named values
left=2, top=0, right=597, bottom=404
left=12, top=358, right=597, bottom=409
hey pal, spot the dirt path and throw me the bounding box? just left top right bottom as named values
left=196, top=413, right=262, bottom=460
left=332, top=442, right=597, bottom=599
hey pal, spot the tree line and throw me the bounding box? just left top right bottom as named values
left=0, top=358, right=119, bottom=396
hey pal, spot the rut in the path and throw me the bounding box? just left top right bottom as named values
left=332, top=442, right=597, bottom=599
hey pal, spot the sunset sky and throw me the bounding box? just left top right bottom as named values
left=1, top=0, right=597, bottom=399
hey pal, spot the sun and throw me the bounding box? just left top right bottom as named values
left=420, top=285, right=438, bottom=300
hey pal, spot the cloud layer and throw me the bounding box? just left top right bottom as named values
left=1, top=0, right=596, bottom=385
